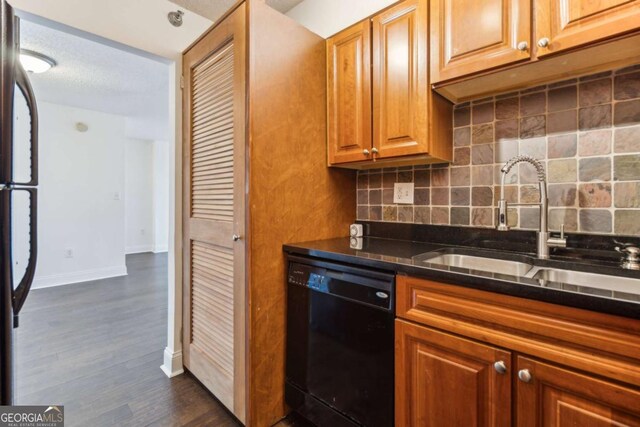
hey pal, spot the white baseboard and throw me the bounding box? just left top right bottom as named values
left=153, top=244, right=168, bottom=253
left=32, top=265, right=128, bottom=289
left=125, top=244, right=155, bottom=254
left=160, top=348, right=184, bottom=378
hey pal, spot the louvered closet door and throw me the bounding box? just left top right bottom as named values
left=182, top=3, right=246, bottom=421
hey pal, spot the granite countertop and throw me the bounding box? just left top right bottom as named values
left=283, top=236, right=640, bottom=320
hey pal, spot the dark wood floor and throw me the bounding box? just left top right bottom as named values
left=15, top=253, right=241, bottom=427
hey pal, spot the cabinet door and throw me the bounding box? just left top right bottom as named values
left=516, top=356, right=640, bottom=427
left=327, top=21, right=372, bottom=165
left=372, top=0, right=430, bottom=159
left=182, top=3, right=246, bottom=421
left=396, top=320, right=512, bottom=427
left=535, top=0, right=640, bottom=57
left=430, top=0, right=531, bottom=83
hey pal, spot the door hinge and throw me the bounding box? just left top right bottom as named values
left=180, top=75, right=184, bottom=89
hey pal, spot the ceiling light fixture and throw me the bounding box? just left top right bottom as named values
left=168, top=10, right=184, bottom=27
left=20, top=49, right=56, bottom=74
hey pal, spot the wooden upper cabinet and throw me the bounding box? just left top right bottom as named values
left=430, top=0, right=531, bottom=83
left=327, top=21, right=372, bottom=165
left=373, top=0, right=429, bottom=158
left=327, top=0, right=453, bottom=167
left=516, top=356, right=640, bottom=426
left=396, top=319, right=512, bottom=427
left=535, top=0, right=640, bottom=57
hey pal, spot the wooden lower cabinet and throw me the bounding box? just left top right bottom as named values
left=395, top=320, right=511, bottom=427
left=395, top=276, right=640, bottom=426
left=516, top=356, right=640, bottom=427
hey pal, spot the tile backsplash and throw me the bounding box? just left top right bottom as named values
left=356, top=66, right=640, bottom=236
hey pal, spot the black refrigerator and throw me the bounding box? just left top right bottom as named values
left=0, top=0, right=39, bottom=405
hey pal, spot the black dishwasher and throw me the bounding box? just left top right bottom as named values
left=285, top=255, right=394, bottom=427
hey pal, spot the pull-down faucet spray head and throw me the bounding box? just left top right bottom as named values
left=497, top=155, right=547, bottom=232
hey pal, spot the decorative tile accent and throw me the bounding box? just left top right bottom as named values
left=580, top=209, right=612, bottom=233
left=578, top=183, right=612, bottom=208
left=548, top=134, right=577, bottom=158
left=615, top=210, right=640, bottom=235
left=496, top=97, right=519, bottom=119
left=614, top=71, right=640, bottom=100
left=548, top=85, right=577, bottom=112
left=614, top=99, right=640, bottom=126
left=355, top=66, right=640, bottom=235
left=579, top=78, right=611, bottom=107
left=579, top=157, right=611, bottom=182
left=614, top=182, right=640, bottom=208
left=614, top=154, right=640, bottom=181
left=615, top=126, right=640, bottom=153
left=578, top=130, right=611, bottom=156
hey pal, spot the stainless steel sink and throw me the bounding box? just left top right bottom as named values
left=530, top=268, right=640, bottom=293
left=416, top=252, right=533, bottom=276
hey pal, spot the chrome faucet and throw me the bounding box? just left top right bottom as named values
left=496, top=155, right=566, bottom=259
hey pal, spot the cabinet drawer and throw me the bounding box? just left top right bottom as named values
left=397, top=276, right=640, bottom=388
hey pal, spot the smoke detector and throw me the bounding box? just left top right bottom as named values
left=168, top=10, right=184, bottom=27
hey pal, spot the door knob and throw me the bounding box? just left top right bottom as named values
left=363, top=149, right=371, bottom=155
left=232, top=234, right=241, bottom=242
left=371, top=147, right=379, bottom=155
left=518, top=369, right=532, bottom=383
left=493, top=361, right=507, bottom=374
left=537, top=37, right=550, bottom=48
left=517, top=41, right=528, bottom=52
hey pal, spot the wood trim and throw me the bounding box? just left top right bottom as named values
left=182, top=0, right=245, bottom=54
left=397, top=276, right=640, bottom=388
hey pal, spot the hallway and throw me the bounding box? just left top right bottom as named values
left=15, top=253, right=240, bottom=426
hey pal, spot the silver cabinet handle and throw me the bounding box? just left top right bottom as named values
left=371, top=147, right=379, bottom=154
left=537, top=37, right=550, bottom=48
left=517, top=41, right=528, bottom=51
left=232, top=234, right=241, bottom=242
left=493, top=361, right=507, bottom=374
left=518, top=369, right=532, bottom=383
left=363, top=149, right=371, bottom=155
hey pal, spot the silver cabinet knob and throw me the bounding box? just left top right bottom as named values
left=537, top=37, right=550, bottom=48
left=518, top=369, right=532, bottom=383
left=371, top=147, right=379, bottom=154
left=517, top=41, right=528, bottom=51
left=493, top=361, right=507, bottom=374
left=363, top=149, right=371, bottom=155
left=232, top=234, right=241, bottom=242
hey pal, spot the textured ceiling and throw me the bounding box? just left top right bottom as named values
left=169, top=0, right=304, bottom=21
left=19, top=19, right=170, bottom=137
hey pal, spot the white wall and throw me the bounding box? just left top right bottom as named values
left=153, top=140, right=169, bottom=253
left=11, top=0, right=204, bottom=378
left=286, top=0, right=398, bottom=38
left=125, top=140, right=155, bottom=254
left=30, top=102, right=128, bottom=288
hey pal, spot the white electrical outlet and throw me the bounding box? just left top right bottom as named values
left=140, top=229, right=145, bottom=235
left=393, top=183, right=414, bottom=204
left=64, top=248, right=74, bottom=258
left=113, top=192, right=121, bottom=201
